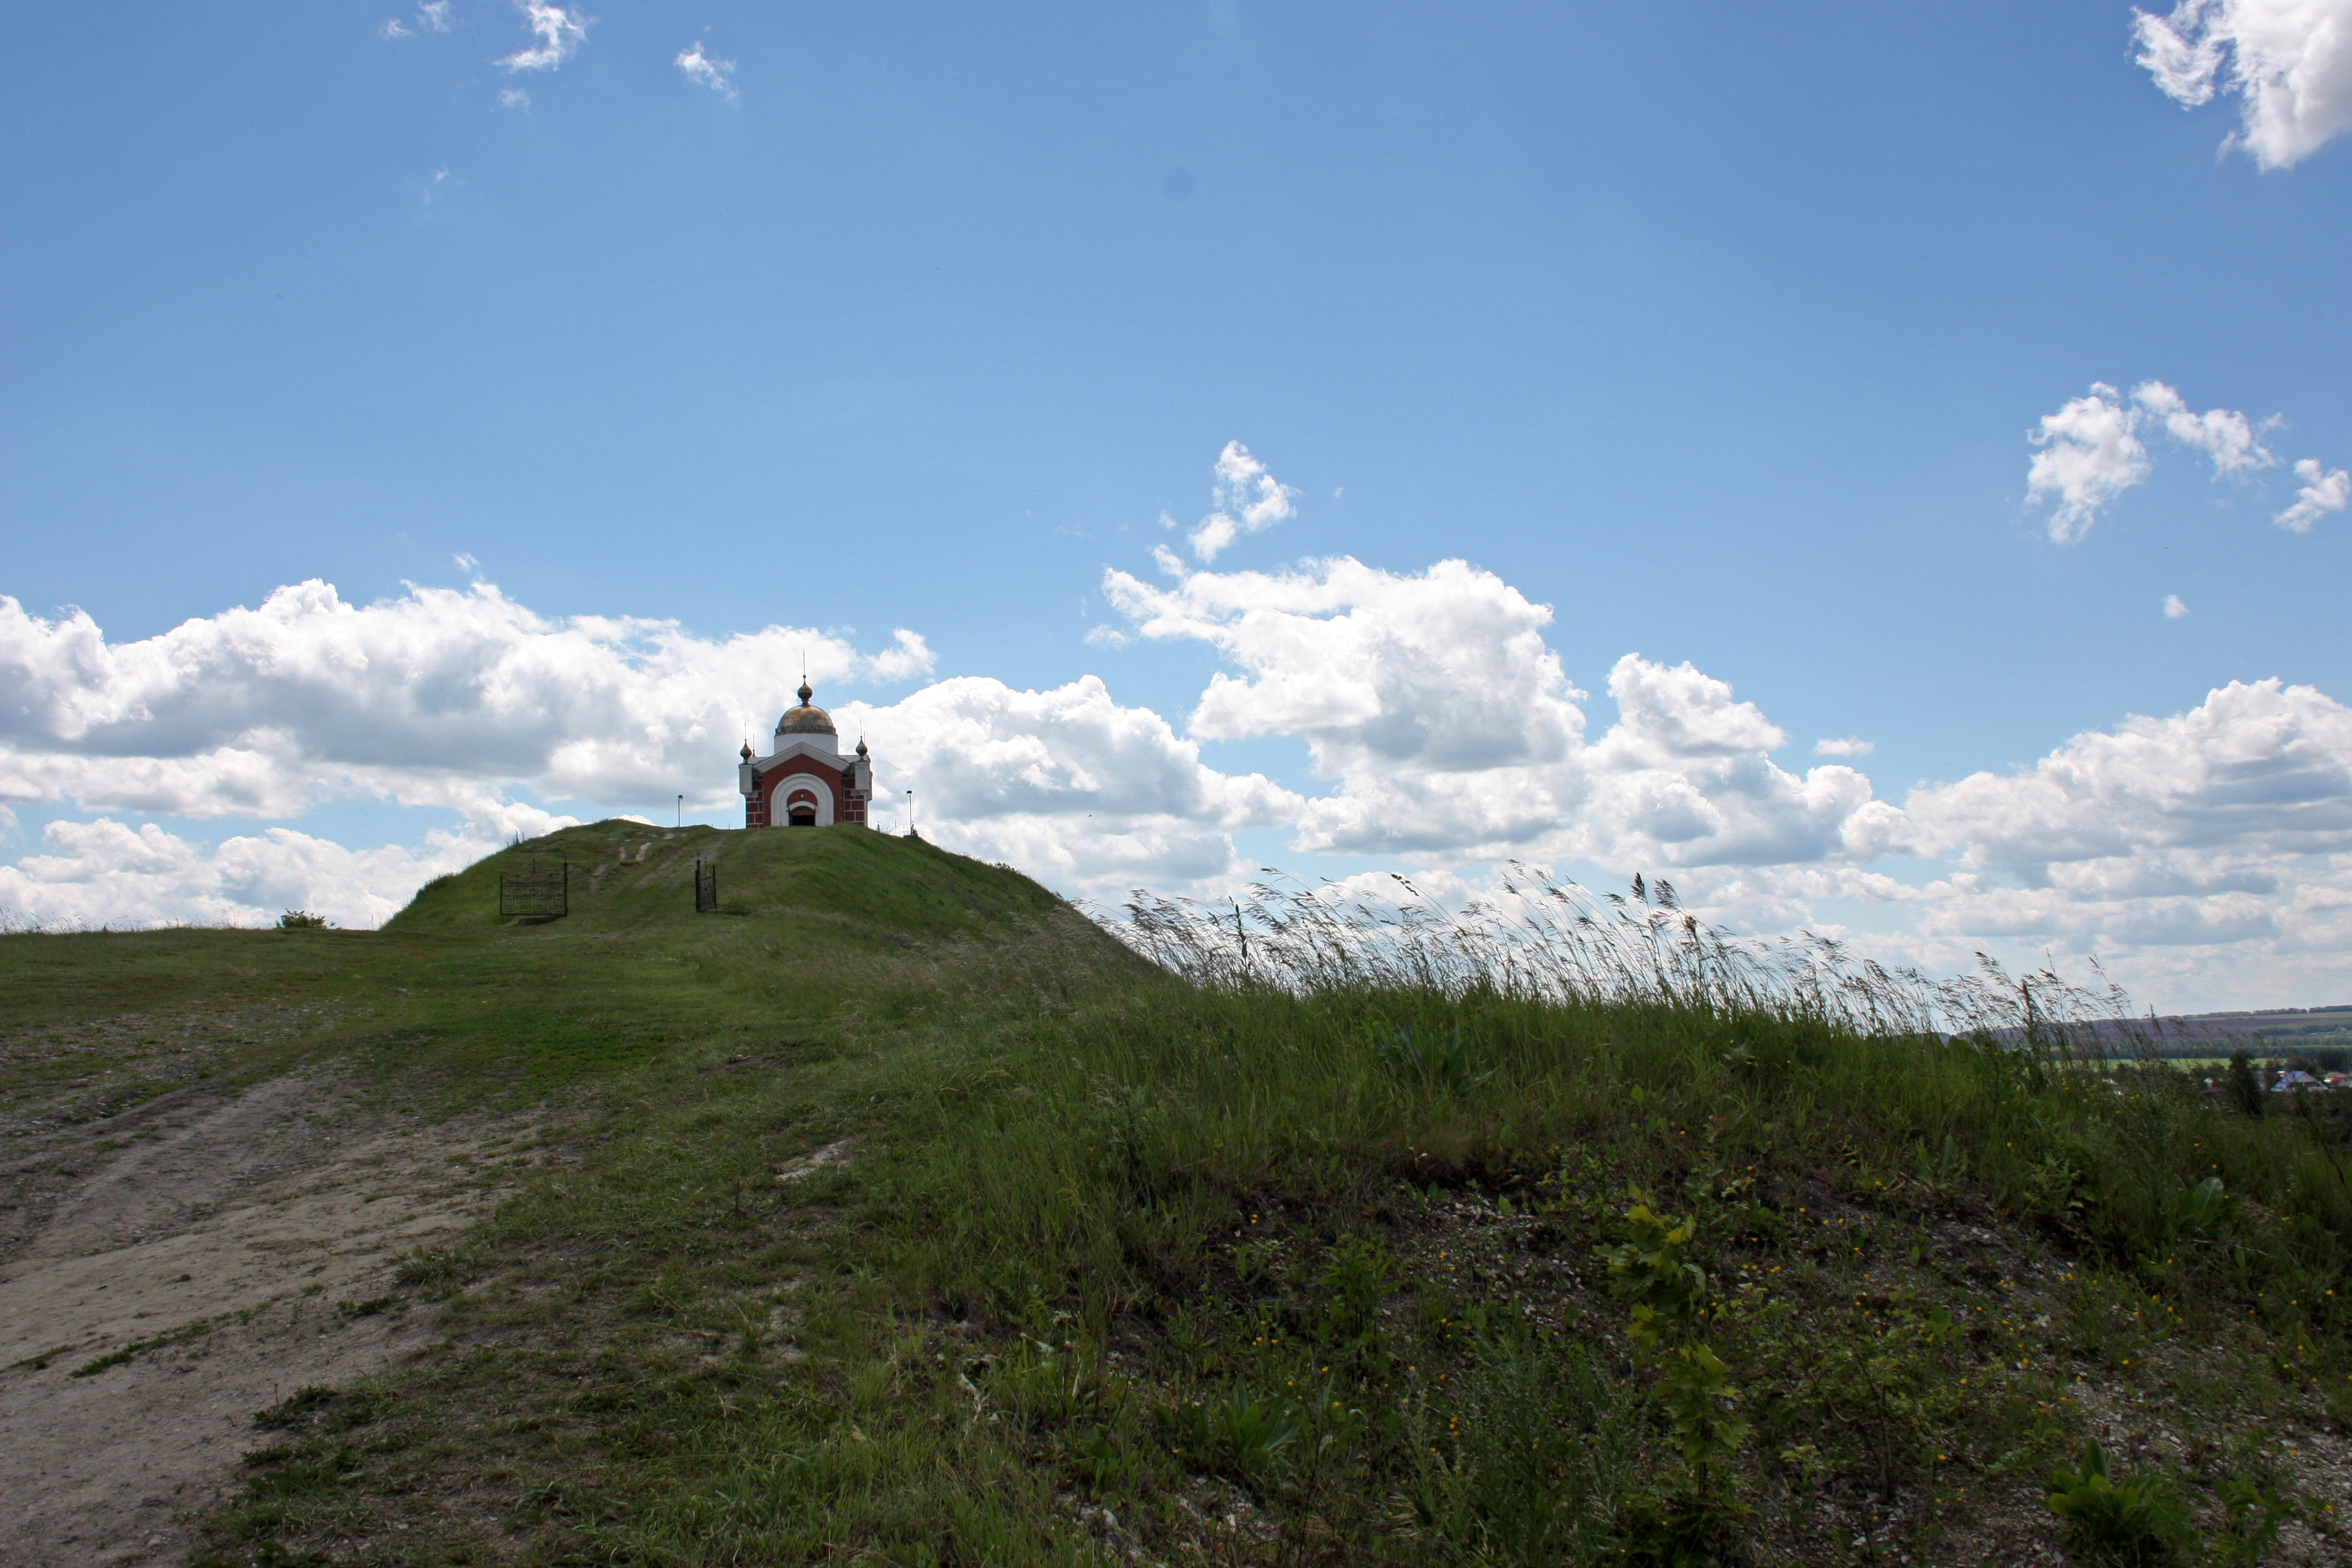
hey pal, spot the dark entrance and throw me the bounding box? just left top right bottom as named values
left=788, top=806, right=817, bottom=826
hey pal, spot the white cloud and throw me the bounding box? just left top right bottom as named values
left=1188, top=441, right=1300, bottom=563
left=0, top=578, right=1283, bottom=905
left=499, top=1, right=588, bottom=72
left=837, top=675, right=1300, bottom=889
left=499, top=87, right=531, bottom=110
left=382, top=2, right=453, bottom=38
left=0, top=810, right=575, bottom=932
left=1815, top=737, right=1875, bottom=756
left=2024, top=379, right=2332, bottom=541
left=2164, top=593, right=2192, bottom=618
left=1102, top=556, right=1900, bottom=868
left=865, top=629, right=935, bottom=682
left=2277, top=456, right=2350, bottom=531
left=10, top=563, right=2351, bottom=1005
left=2133, top=0, right=2352, bottom=168
left=1899, top=678, right=2352, bottom=982
left=1583, top=656, right=1904, bottom=870
left=0, top=581, right=937, bottom=824
left=2027, top=383, right=2152, bottom=542
left=2130, top=380, right=2277, bottom=477
left=676, top=40, right=737, bottom=100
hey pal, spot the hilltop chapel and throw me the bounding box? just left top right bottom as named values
left=737, top=682, right=875, bottom=827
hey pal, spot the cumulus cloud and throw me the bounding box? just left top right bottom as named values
left=1189, top=442, right=1300, bottom=563
left=2027, top=384, right=2153, bottom=541
left=0, top=581, right=937, bottom=823
left=1102, top=556, right=1902, bottom=868
left=1583, top=656, right=1905, bottom=870
left=2277, top=457, right=2350, bottom=531
left=839, top=676, right=1300, bottom=889
left=0, top=579, right=1310, bottom=911
left=10, top=560, right=2351, bottom=1004
left=866, top=629, right=935, bottom=682
left=499, top=88, right=530, bottom=110
left=2130, top=380, right=2277, bottom=477
left=2133, top=0, right=2352, bottom=168
left=1898, top=678, right=2352, bottom=980
left=2023, top=379, right=2334, bottom=541
left=499, top=1, right=588, bottom=72
left=676, top=40, right=737, bottom=100
left=0, top=810, right=566, bottom=932
left=2164, top=594, right=2192, bottom=618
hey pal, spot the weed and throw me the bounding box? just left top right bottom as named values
left=69, top=1344, right=138, bottom=1378
left=2213, top=1474, right=2294, bottom=1566
left=2043, top=1440, right=2194, bottom=1564
left=1159, top=1385, right=1301, bottom=1477
left=255, top=1387, right=341, bottom=1430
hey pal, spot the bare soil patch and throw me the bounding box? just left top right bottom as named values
left=0, top=1058, right=535, bottom=1565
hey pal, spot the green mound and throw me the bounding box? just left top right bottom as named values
left=386, top=821, right=1067, bottom=943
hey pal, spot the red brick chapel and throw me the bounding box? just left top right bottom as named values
left=737, top=682, right=875, bottom=827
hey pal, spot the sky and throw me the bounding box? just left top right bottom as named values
left=2, top=1, right=2349, bottom=1013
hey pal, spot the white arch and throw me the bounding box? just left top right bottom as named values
left=769, top=772, right=835, bottom=827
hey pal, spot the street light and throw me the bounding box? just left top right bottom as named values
left=676, top=793, right=683, bottom=829
left=906, top=788, right=916, bottom=839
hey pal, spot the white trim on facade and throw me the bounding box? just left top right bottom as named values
left=770, top=772, right=836, bottom=826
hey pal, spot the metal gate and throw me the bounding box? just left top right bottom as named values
left=695, top=858, right=718, bottom=913
left=498, top=858, right=569, bottom=919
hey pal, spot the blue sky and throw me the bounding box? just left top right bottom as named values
left=3, top=2, right=2348, bottom=1011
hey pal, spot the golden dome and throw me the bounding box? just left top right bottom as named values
left=776, top=680, right=836, bottom=736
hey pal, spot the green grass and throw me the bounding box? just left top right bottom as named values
left=8, top=830, right=2350, bottom=1565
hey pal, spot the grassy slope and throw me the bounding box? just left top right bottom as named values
left=6, top=831, right=2350, bottom=1566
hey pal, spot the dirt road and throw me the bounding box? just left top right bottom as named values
left=1, top=1066, right=529, bottom=1565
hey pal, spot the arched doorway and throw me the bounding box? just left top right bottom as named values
left=768, top=774, right=835, bottom=827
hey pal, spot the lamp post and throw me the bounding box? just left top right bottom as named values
left=906, top=788, right=916, bottom=839
left=676, top=794, right=683, bottom=829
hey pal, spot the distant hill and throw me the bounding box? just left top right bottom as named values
left=2083, top=1002, right=2352, bottom=1059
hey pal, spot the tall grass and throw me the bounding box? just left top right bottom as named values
left=880, top=867, right=2352, bottom=1368
left=825, top=870, right=2351, bottom=1555
left=1112, top=865, right=2137, bottom=1046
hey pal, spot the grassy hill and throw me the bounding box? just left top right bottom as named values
left=386, top=819, right=1068, bottom=940
left=6, top=832, right=2350, bottom=1566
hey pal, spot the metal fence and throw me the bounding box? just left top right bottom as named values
left=498, top=858, right=569, bottom=919
left=695, top=858, right=718, bottom=914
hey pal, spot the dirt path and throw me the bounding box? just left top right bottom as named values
left=0, top=1071, right=532, bottom=1565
